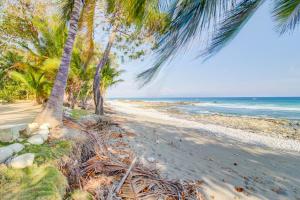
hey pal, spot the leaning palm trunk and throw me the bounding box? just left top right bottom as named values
left=93, top=28, right=117, bottom=115
left=35, top=0, right=83, bottom=127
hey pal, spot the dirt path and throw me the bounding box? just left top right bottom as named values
left=0, top=102, right=42, bottom=128
left=108, top=101, right=300, bottom=200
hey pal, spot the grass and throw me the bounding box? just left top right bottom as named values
left=0, top=141, right=12, bottom=147
left=69, top=190, right=93, bottom=200
left=0, top=165, right=68, bottom=200
left=19, top=140, right=73, bottom=165
left=70, top=108, right=90, bottom=120
left=0, top=139, right=73, bottom=200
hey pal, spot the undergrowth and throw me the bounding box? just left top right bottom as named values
left=0, top=165, right=68, bottom=200
left=19, top=140, right=73, bottom=165
left=0, top=140, right=73, bottom=200
left=71, top=109, right=90, bottom=120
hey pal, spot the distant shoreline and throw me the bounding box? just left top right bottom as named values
left=108, top=97, right=300, bottom=121
left=108, top=100, right=300, bottom=152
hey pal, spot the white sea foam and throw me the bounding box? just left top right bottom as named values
left=192, top=102, right=300, bottom=111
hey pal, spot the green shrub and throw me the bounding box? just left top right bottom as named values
left=19, top=140, right=73, bottom=165
left=0, top=165, right=68, bottom=200
left=71, top=109, right=90, bottom=120
left=69, top=190, right=93, bottom=200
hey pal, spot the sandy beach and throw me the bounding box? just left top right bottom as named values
left=0, top=102, right=42, bottom=128
left=107, top=100, right=300, bottom=200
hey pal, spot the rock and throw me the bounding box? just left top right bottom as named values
left=27, top=134, right=44, bottom=145
left=0, top=126, right=22, bottom=142
left=36, top=129, right=49, bottom=141
left=79, top=114, right=110, bottom=126
left=16, top=137, right=25, bottom=142
left=39, top=129, right=49, bottom=134
left=20, top=123, right=39, bottom=137
left=38, top=130, right=49, bottom=141
left=0, top=146, right=14, bottom=163
left=147, top=157, right=156, bottom=162
left=27, top=122, right=39, bottom=132
left=39, top=123, right=51, bottom=130
left=7, top=143, right=24, bottom=153
left=9, top=153, right=35, bottom=169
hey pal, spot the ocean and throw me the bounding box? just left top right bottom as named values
left=111, top=97, right=300, bottom=120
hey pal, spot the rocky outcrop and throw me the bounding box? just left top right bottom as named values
left=7, top=143, right=24, bottom=153
left=0, top=122, right=51, bottom=168
left=27, top=123, right=50, bottom=144
left=0, top=146, right=14, bottom=163
left=9, top=153, right=35, bottom=169
left=0, top=143, right=24, bottom=163
left=27, top=134, right=45, bottom=145
left=0, top=125, right=26, bottom=142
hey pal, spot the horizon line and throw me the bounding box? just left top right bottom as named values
left=108, top=96, right=300, bottom=99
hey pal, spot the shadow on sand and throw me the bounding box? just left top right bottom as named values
left=118, top=114, right=300, bottom=200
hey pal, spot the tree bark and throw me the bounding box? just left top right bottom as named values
left=34, top=0, right=83, bottom=128
left=93, top=28, right=117, bottom=115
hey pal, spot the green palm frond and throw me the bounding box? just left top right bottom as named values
left=273, top=0, right=300, bottom=34
left=137, top=0, right=239, bottom=85
left=203, top=0, right=263, bottom=59
left=100, top=64, right=124, bottom=94
left=58, top=0, right=75, bottom=22
left=10, top=71, right=32, bottom=89
left=79, top=0, right=96, bottom=69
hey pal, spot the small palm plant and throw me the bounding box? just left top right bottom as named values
left=98, top=64, right=124, bottom=114
left=100, top=64, right=124, bottom=95
left=10, top=68, right=51, bottom=104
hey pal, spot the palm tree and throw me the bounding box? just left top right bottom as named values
left=137, top=0, right=300, bottom=83
left=35, top=0, right=83, bottom=127
left=98, top=64, right=124, bottom=114
left=93, top=0, right=168, bottom=115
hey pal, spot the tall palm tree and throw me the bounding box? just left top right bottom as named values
left=98, top=63, right=124, bottom=114
left=137, top=0, right=300, bottom=83
left=35, top=0, right=83, bottom=127
left=93, top=0, right=168, bottom=115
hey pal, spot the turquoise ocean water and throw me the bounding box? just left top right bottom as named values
left=111, top=97, right=300, bottom=120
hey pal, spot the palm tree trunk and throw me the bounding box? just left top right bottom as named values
left=93, top=28, right=117, bottom=115
left=100, top=94, right=104, bottom=114
left=34, top=0, right=83, bottom=128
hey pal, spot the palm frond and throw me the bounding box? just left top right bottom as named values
left=137, top=0, right=239, bottom=85
left=80, top=0, right=96, bottom=69
left=273, top=0, right=300, bottom=34
left=59, top=0, right=75, bottom=22
left=9, top=71, right=32, bottom=89
left=203, top=0, right=263, bottom=59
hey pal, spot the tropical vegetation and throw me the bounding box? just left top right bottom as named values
left=2, top=0, right=298, bottom=127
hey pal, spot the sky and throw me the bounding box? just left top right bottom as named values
left=107, top=3, right=300, bottom=98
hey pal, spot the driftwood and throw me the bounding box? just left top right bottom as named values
left=115, top=157, right=137, bottom=194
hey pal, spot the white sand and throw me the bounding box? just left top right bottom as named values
left=0, top=102, right=41, bottom=128
left=109, top=101, right=300, bottom=152
left=108, top=100, right=300, bottom=200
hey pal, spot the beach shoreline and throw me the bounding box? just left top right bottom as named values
left=107, top=100, right=300, bottom=199
left=108, top=100, right=300, bottom=152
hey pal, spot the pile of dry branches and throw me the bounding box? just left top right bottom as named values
left=62, top=116, right=205, bottom=200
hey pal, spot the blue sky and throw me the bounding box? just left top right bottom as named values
left=107, top=3, right=300, bottom=98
